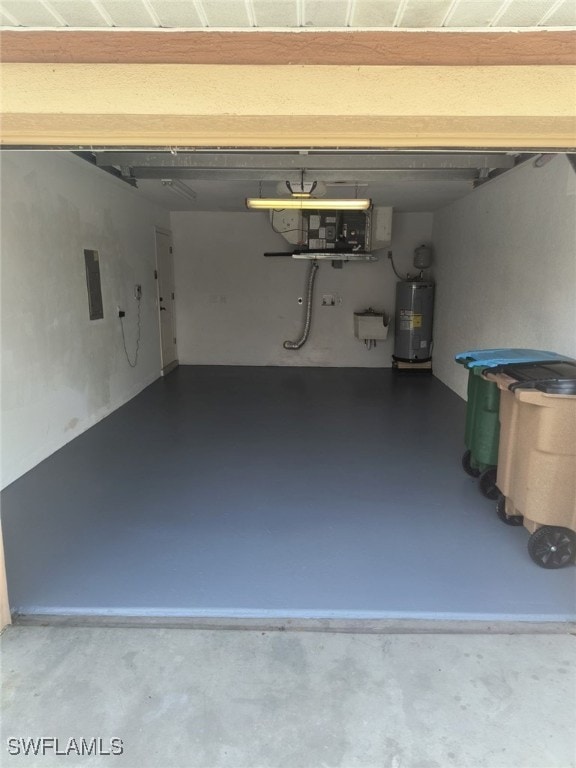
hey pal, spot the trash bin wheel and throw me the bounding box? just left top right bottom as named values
left=479, top=467, right=499, bottom=500
left=462, top=450, right=480, bottom=478
left=496, top=494, right=523, bottom=526
left=528, top=526, right=576, bottom=569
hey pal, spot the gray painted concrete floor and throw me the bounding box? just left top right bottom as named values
left=1, top=626, right=575, bottom=768
left=2, top=367, right=576, bottom=620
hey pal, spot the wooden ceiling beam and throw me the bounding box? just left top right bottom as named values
left=1, top=30, right=575, bottom=66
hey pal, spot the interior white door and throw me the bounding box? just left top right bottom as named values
left=155, top=229, right=178, bottom=373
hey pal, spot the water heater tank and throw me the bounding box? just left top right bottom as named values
left=393, top=281, right=435, bottom=363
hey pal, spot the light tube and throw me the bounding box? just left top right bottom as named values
left=246, top=198, right=371, bottom=211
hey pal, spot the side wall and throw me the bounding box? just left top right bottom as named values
left=1, top=152, right=170, bottom=488
left=432, top=154, right=576, bottom=399
left=171, top=211, right=433, bottom=367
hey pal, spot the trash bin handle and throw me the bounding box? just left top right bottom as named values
left=482, top=371, right=516, bottom=390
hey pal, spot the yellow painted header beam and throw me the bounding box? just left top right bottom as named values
left=1, top=64, right=575, bottom=147
left=3, top=65, right=574, bottom=116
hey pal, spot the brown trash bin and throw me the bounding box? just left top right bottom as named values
left=485, top=367, right=576, bottom=568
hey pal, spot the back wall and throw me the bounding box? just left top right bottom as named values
left=171, top=210, right=433, bottom=367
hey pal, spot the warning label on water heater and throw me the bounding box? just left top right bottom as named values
left=399, top=310, right=423, bottom=330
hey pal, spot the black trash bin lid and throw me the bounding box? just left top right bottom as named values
left=535, top=379, right=576, bottom=395
left=499, top=360, right=576, bottom=395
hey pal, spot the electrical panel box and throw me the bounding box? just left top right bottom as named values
left=270, top=209, right=370, bottom=250
left=84, top=249, right=104, bottom=320
left=305, top=210, right=370, bottom=252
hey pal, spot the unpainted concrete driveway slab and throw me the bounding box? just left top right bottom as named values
left=2, top=627, right=576, bottom=768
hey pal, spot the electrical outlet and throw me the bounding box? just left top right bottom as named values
left=322, top=294, right=336, bottom=306
left=117, top=307, right=125, bottom=318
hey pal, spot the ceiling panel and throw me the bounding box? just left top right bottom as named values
left=1, top=0, right=64, bottom=25
left=349, top=1, right=400, bottom=27
left=202, top=0, right=250, bottom=27
left=153, top=1, right=203, bottom=27
left=252, top=0, right=298, bottom=26
left=494, top=0, right=559, bottom=26
left=50, top=0, right=109, bottom=26
left=1, top=0, right=574, bottom=27
left=399, top=0, right=455, bottom=27
left=302, top=0, right=350, bottom=27
left=544, top=0, right=576, bottom=25
left=444, top=0, right=503, bottom=26
left=98, top=0, right=155, bottom=26
left=0, top=8, right=17, bottom=23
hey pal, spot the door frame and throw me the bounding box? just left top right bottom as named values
left=154, top=226, right=178, bottom=376
left=0, top=523, right=10, bottom=630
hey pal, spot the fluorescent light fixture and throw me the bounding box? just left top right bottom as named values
left=161, top=179, right=197, bottom=202
left=246, top=198, right=371, bottom=211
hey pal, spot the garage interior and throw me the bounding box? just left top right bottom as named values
left=1, top=148, right=575, bottom=623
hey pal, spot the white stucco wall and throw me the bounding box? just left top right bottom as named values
left=1, top=152, right=170, bottom=488
left=171, top=210, right=433, bottom=367
left=432, top=155, right=576, bottom=399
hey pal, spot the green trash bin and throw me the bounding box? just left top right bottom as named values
left=455, top=348, right=572, bottom=500
left=462, top=367, right=500, bottom=486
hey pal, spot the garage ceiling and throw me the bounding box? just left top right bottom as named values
left=87, top=150, right=520, bottom=212
left=1, top=0, right=574, bottom=28
left=134, top=177, right=475, bottom=213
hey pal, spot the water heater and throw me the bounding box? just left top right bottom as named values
left=393, top=281, right=435, bottom=363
